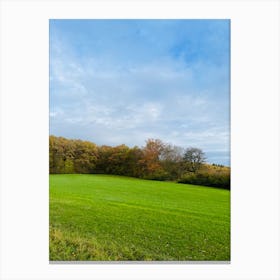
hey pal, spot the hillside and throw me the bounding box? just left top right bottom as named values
left=50, top=174, right=230, bottom=261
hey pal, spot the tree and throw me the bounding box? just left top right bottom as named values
left=49, top=135, right=73, bottom=173
left=139, top=139, right=166, bottom=178
left=125, top=147, right=144, bottom=177
left=183, top=147, right=206, bottom=173
left=72, top=140, right=98, bottom=173
left=49, top=136, right=98, bottom=174
left=107, top=144, right=130, bottom=175
left=160, top=144, right=185, bottom=180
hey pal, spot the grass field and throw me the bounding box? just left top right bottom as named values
left=49, top=174, right=230, bottom=261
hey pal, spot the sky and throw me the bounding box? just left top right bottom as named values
left=49, top=19, right=230, bottom=166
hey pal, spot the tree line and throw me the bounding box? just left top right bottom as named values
left=49, top=135, right=230, bottom=189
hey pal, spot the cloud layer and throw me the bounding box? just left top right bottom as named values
left=50, top=19, right=230, bottom=165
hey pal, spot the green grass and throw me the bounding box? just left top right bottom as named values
left=49, top=174, right=230, bottom=261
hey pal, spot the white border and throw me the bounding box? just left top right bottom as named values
left=0, top=0, right=279, bottom=279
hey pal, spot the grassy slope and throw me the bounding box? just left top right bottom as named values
left=50, top=174, right=230, bottom=261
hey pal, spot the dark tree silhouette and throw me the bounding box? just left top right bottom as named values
left=183, top=147, right=206, bottom=173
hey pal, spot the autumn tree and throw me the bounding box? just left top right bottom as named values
left=49, top=135, right=64, bottom=173
left=106, top=144, right=130, bottom=175
left=139, top=139, right=167, bottom=179
left=125, top=147, right=144, bottom=177
left=72, top=140, right=98, bottom=173
left=49, top=136, right=98, bottom=174
left=49, top=136, right=74, bottom=173
left=49, top=136, right=213, bottom=183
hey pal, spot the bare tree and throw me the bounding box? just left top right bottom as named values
left=183, top=147, right=206, bottom=173
left=160, top=144, right=185, bottom=179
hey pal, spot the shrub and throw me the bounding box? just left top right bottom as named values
left=178, top=171, right=230, bottom=189
left=144, top=170, right=171, bottom=181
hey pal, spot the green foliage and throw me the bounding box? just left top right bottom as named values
left=178, top=169, right=230, bottom=189
left=50, top=174, right=230, bottom=261
left=64, top=159, right=74, bottom=173
left=143, top=170, right=170, bottom=181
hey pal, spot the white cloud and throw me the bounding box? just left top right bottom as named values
left=50, top=25, right=230, bottom=164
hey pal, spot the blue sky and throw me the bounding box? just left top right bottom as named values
left=50, top=19, right=230, bottom=165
